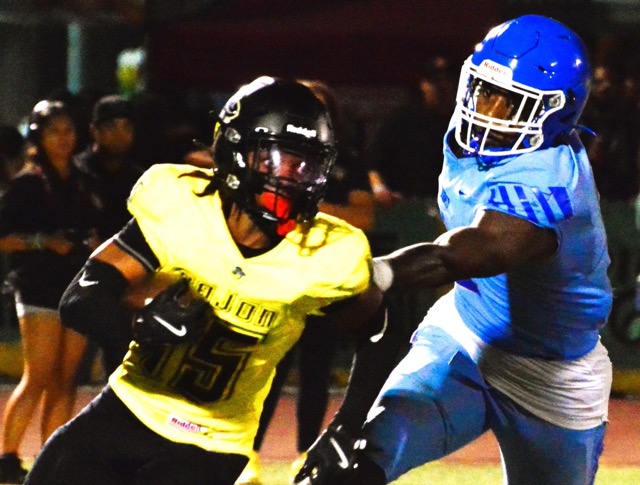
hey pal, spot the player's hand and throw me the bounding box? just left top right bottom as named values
left=132, top=278, right=212, bottom=345
left=294, top=423, right=358, bottom=485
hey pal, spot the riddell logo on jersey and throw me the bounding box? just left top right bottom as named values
left=166, top=414, right=206, bottom=433
left=479, top=60, right=513, bottom=81
left=286, top=124, right=317, bottom=138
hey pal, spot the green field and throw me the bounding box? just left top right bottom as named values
left=258, top=461, right=640, bottom=484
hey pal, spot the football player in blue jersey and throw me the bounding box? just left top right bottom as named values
left=295, top=15, right=613, bottom=485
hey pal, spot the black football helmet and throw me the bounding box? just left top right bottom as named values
left=212, top=76, right=336, bottom=236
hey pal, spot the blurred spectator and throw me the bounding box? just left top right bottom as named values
left=0, top=100, right=99, bottom=483
left=73, top=94, right=143, bottom=374
left=74, top=94, right=142, bottom=242
left=582, top=63, right=640, bottom=203
left=581, top=62, right=640, bottom=297
left=235, top=79, right=375, bottom=485
left=0, top=126, right=26, bottom=196
left=44, top=88, right=95, bottom=154
left=367, top=55, right=455, bottom=208
left=309, top=81, right=375, bottom=232
left=132, top=92, right=213, bottom=168
left=0, top=126, right=26, bottom=331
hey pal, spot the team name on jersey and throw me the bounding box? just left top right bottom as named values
left=186, top=278, right=277, bottom=339
left=486, top=182, right=573, bottom=224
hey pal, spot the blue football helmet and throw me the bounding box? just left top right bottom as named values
left=454, top=15, right=592, bottom=157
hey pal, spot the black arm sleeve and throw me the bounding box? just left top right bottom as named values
left=331, top=299, right=409, bottom=431
left=112, top=218, right=160, bottom=272
left=59, top=259, right=136, bottom=346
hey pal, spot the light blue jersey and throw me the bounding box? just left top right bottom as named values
left=439, top=132, right=612, bottom=359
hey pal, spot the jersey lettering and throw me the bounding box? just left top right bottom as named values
left=185, top=276, right=277, bottom=338
left=486, top=182, right=573, bottom=225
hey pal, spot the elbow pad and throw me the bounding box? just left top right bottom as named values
left=59, top=259, right=134, bottom=346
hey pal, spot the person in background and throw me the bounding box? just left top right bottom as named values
left=581, top=62, right=640, bottom=205
left=367, top=55, right=456, bottom=210
left=23, top=77, right=393, bottom=485
left=235, top=79, right=375, bottom=485
left=73, top=94, right=143, bottom=374
left=0, top=126, right=27, bottom=331
left=580, top=61, right=640, bottom=301
left=296, top=15, right=613, bottom=485
left=0, top=126, right=26, bottom=197
left=74, top=95, right=142, bottom=242
left=0, top=101, right=100, bottom=483
left=366, top=56, right=456, bottom=329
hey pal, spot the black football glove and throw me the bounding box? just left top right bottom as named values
left=132, top=278, right=212, bottom=345
left=294, top=423, right=359, bottom=485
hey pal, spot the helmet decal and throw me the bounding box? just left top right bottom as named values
left=220, top=99, right=241, bottom=124
left=478, top=59, right=513, bottom=82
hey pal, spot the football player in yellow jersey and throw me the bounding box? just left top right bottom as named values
left=23, top=77, right=400, bottom=485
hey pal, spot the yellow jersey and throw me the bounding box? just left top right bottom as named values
left=109, top=163, right=371, bottom=456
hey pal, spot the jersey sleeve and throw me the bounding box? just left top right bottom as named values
left=127, top=164, right=196, bottom=222
left=112, top=219, right=160, bottom=272
left=126, top=164, right=212, bottom=267
left=293, top=215, right=372, bottom=311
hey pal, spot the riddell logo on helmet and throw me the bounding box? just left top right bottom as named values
left=286, top=124, right=317, bottom=138
left=479, top=60, right=513, bottom=81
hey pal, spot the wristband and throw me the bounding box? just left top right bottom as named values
left=372, top=258, right=394, bottom=292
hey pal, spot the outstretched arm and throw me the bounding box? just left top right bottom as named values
left=295, top=209, right=558, bottom=484
left=374, top=208, right=558, bottom=292
left=294, top=284, right=407, bottom=485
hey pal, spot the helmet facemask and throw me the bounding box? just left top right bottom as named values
left=455, top=58, right=566, bottom=158
left=243, top=137, right=335, bottom=235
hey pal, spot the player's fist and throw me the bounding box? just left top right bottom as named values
left=132, top=277, right=212, bottom=345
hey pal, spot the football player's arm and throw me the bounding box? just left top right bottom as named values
left=374, top=208, right=558, bottom=292
left=296, top=285, right=407, bottom=484
left=322, top=285, right=400, bottom=427
left=59, top=219, right=155, bottom=345
left=61, top=219, right=213, bottom=345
